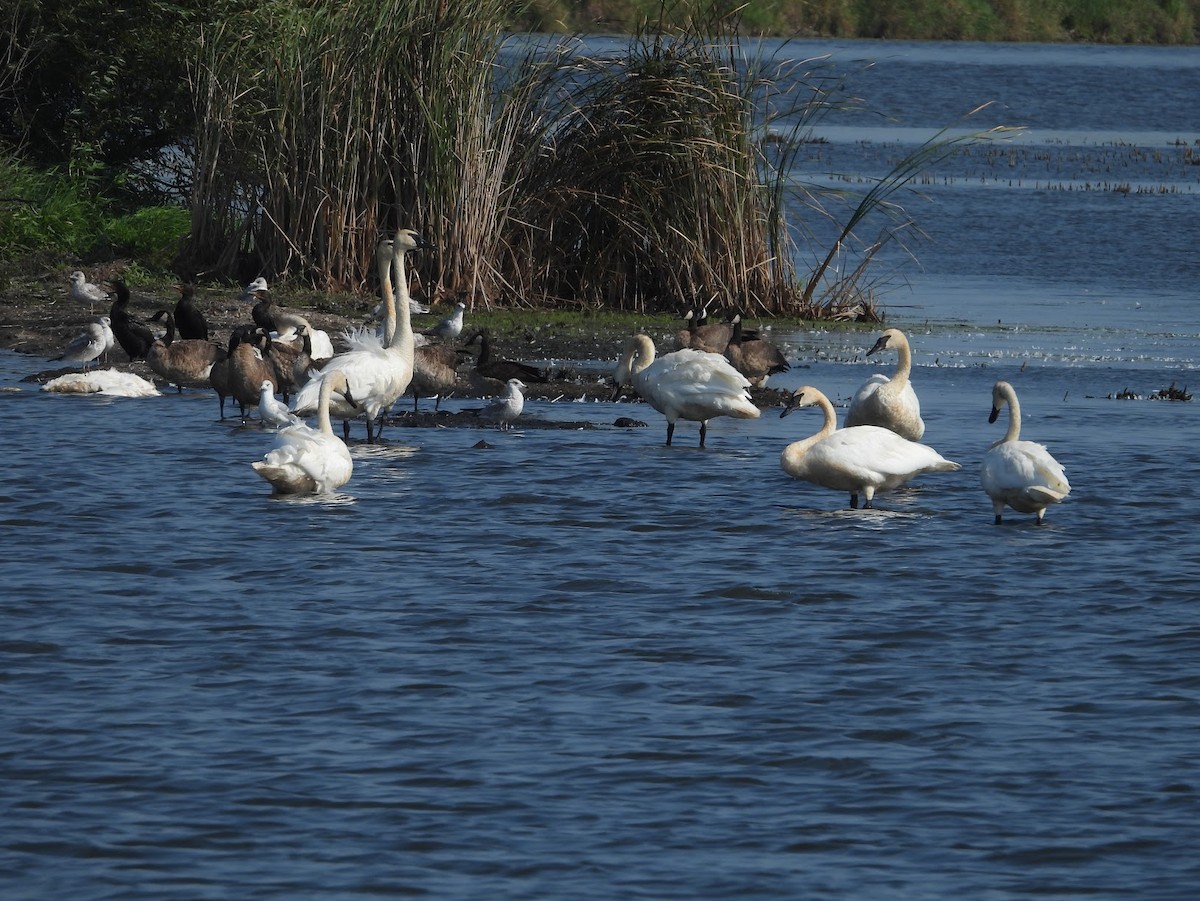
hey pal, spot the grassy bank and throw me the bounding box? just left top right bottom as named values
left=516, top=0, right=1199, bottom=44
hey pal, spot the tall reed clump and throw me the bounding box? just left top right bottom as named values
left=184, top=0, right=516, bottom=293
left=183, top=2, right=1010, bottom=318
left=487, top=26, right=824, bottom=314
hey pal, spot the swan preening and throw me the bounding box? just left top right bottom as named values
left=981, top=380, right=1071, bottom=524
left=252, top=371, right=356, bottom=495
left=613, top=334, right=760, bottom=448
left=780, top=385, right=959, bottom=509
left=845, top=328, right=925, bottom=441
left=291, top=230, right=432, bottom=442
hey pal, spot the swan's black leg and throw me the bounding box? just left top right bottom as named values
left=343, top=419, right=351, bottom=442
left=994, top=514, right=1003, bottom=525
left=699, top=421, right=708, bottom=448
left=665, top=421, right=675, bottom=446
left=849, top=493, right=859, bottom=509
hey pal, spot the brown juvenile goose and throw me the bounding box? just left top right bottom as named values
left=147, top=309, right=226, bottom=392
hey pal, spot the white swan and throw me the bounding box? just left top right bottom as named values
left=53, top=316, right=112, bottom=369
left=981, top=380, right=1071, bottom=524
left=780, top=385, right=960, bottom=509
left=844, top=328, right=925, bottom=441
left=252, top=371, right=355, bottom=495
left=479, top=378, right=526, bottom=430
left=613, top=334, right=760, bottom=447
left=291, top=230, right=430, bottom=442
left=258, top=379, right=299, bottom=428
left=43, top=369, right=159, bottom=397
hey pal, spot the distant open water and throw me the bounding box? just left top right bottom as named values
left=3, top=39, right=1200, bottom=899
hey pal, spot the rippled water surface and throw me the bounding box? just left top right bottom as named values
left=4, top=40, right=1200, bottom=899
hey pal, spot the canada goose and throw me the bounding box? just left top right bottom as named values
left=108, top=279, right=155, bottom=361
left=462, top=329, right=547, bottom=390
left=612, top=334, right=760, bottom=448
left=216, top=329, right=277, bottom=420
left=42, top=369, right=159, bottom=397
left=173, top=282, right=208, bottom=340
left=69, top=270, right=109, bottom=315
left=53, top=317, right=113, bottom=370
left=981, top=380, right=1071, bottom=525
left=252, top=371, right=356, bottom=495
left=844, top=328, right=925, bottom=441
left=724, top=314, right=789, bottom=387
left=422, top=301, right=467, bottom=340
left=478, top=378, right=526, bottom=430
left=675, top=305, right=759, bottom=353
left=146, top=309, right=226, bottom=391
left=779, top=385, right=959, bottom=510
left=292, top=230, right=431, bottom=442
left=407, top=344, right=461, bottom=412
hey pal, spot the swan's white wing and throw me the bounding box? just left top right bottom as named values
left=982, top=441, right=1070, bottom=500
left=815, top=427, right=958, bottom=481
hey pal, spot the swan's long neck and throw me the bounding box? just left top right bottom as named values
left=377, top=241, right=397, bottom=347
left=892, top=333, right=913, bottom=386
left=782, top=394, right=839, bottom=470
left=316, top=375, right=337, bottom=437
left=390, top=245, right=414, bottom=359
left=631, top=336, right=655, bottom=378
left=1001, top=385, right=1022, bottom=443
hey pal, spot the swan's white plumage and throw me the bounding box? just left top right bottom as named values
left=780, top=385, right=959, bottom=509
left=43, top=369, right=160, bottom=397
left=845, top=328, right=925, bottom=441
left=981, top=380, right=1070, bottom=524
left=253, top=372, right=354, bottom=494
left=292, top=231, right=426, bottom=441
left=614, top=334, right=759, bottom=447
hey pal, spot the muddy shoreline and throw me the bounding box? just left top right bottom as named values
left=1, top=276, right=793, bottom=423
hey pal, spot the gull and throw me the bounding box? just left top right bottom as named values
left=69, top=271, right=110, bottom=315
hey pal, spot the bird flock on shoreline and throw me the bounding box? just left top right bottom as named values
left=41, top=233, right=1070, bottom=522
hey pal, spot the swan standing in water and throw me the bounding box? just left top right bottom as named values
left=252, top=371, right=356, bottom=495
left=981, top=380, right=1071, bottom=525
left=613, top=334, right=760, bottom=448
left=845, top=328, right=925, bottom=441
left=292, top=230, right=431, bottom=442
left=780, top=385, right=959, bottom=509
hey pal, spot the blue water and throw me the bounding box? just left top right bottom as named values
left=3, top=40, right=1200, bottom=899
